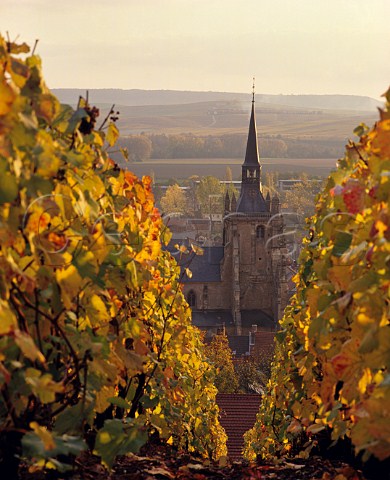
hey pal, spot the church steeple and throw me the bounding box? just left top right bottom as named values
left=236, top=79, right=267, bottom=213
left=243, top=78, right=259, bottom=166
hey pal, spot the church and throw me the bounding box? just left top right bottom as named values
left=178, top=92, right=290, bottom=336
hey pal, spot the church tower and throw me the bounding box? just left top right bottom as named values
left=221, top=81, right=289, bottom=334
left=180, top=82, right=290, bottom=338
left=236, top=84, right=267, bottom=214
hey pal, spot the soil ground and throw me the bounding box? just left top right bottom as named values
left=18, top=446, right=377, bottom=480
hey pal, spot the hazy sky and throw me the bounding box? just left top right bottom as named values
left=1, top=0, right=389, bottom=98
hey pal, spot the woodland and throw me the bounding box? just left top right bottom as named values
left=115, top=133, right=344, bottom=162
left=0, top=37, right=389, bottom=479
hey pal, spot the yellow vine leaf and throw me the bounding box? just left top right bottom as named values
left=0, top=300, right=17, bottom=334
left=0, top=74, right=16, bottom=115
left=30, top=422, right=56, bottom=451
left=14, top=331, right=46, bottom=364
left=25, top=369, right=64, bottom=404
left=55, top=264, right=84, bottom=309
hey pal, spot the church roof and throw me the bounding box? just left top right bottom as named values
left=228, top=335, right=250, bottom=356
left=172, top=246, right=224, bottom=282
left=235, top=188, right=267, bottom=213
left=243, top=100, right=260, bottom=166
left=192, top=309, right=274, bottom=330
left=235, top=94, right=268, bottom=214
left=192, top=309, right=232, bottom=328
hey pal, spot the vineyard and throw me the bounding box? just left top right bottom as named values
left=0, top=34, right=389, bottom=479
left=0, top=37, right=226, bottom=476
left=244, top=88, right=390, bottom=469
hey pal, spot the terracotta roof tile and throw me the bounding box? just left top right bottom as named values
left=250, top=331, right=275, bottom=357
left=216, top=393, right=261, bottom=460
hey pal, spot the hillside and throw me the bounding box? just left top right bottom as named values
left=52, top=88, right=382, bottom=111
left=50, top=99, right=378, bottom=140
left=51, top=90, right=381, bottom=142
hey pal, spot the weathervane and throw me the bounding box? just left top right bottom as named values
left=252, top=77, right=255, bottom=103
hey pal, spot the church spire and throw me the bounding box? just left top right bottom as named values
left=236, top=80, right=267, bottom=214
left=243, top=77, right=259, bottom=166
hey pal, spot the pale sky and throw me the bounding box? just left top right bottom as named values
left=1, top=0, right=389, bottom=98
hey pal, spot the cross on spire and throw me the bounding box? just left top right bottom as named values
left=252, top=77, right=255, bottom=103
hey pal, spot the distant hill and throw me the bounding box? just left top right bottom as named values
left=52, top=88, right=382, bottom=112
left=50, top=90, right=379, bottom=144
left=59, top=99, right=375, bottom=139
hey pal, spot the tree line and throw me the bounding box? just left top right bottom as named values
left=116, top=133, right=344, bottom=162
left=157, top=173, right=322, bottom=221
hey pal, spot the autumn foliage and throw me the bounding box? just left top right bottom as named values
left=0, top=36, right=226, bottom=473
left=244, top=89, right=390, bottom=463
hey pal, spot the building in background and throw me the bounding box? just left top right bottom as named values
left=177, top=94, right=290, bottom=336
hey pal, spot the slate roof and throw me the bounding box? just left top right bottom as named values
left=216, top=394, right=261, bottom=460
left=192, top=310, right=232, bottom=328
left=177, top=246, right=224, bottom=283
left=192, top=309, right=275, bottom=330
left=228, top=335, right=250, bottom=356
left=241, top=310, right=274, bottom=330
left=236, top=100, right=268, bottom=213
left=236, top=187, right=268, bottom=214
left=243, top=101, right=259, bottom=166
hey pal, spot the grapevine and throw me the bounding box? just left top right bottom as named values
left=244, top=88, right=390, bottom=463
left=0, top=36, right=226, bottom=474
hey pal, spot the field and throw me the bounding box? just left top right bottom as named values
left=94, top=100, right=378, bottom=139
left=123, top=157, right=337, bottom=181
left=56, top=92, right=377, bottom=181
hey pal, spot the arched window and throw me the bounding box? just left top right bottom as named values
left=187, top=290, right=196, bottom=308
left=256, top=225, right=265, bottom=239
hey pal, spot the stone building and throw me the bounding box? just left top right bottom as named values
left=180, top=94, right=290, bottom=336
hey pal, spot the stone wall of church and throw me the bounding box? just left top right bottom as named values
left=182, top=206, right=291, bottom=330
left=221, top=215, right=276, bottom=318
left=182, top=282, right=232, bottom=310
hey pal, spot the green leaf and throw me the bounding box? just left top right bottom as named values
left=54, top=403, right=91, bottom=435
left=23, top=175, right=53, bottom=196
left=52, top=103, right=74, bottom=132
left=66, top=150, right=86, bottom=167
left=140, top=394, right=159, bottom=409
left=318, top=294, right=335, bottom=312
left=94, top=419, right=148, bottom=469
left=107, top=396, right=131, bottom=409
left=308, top=316, right=328, bottom=337
left=0, top=173, right=18, bottom=204
left=66, top=108, right=89, bottom=134
left=358, top=329, right=379, bottom=354
left=332, top=232, right=352, bottom=257
left=73, top=250, right=98, bottom=279
left=22, top=430, right=86, bottom=468
left=349, top=272, right=378, bottom=293
left=353, top=123, right=369, bottom=137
